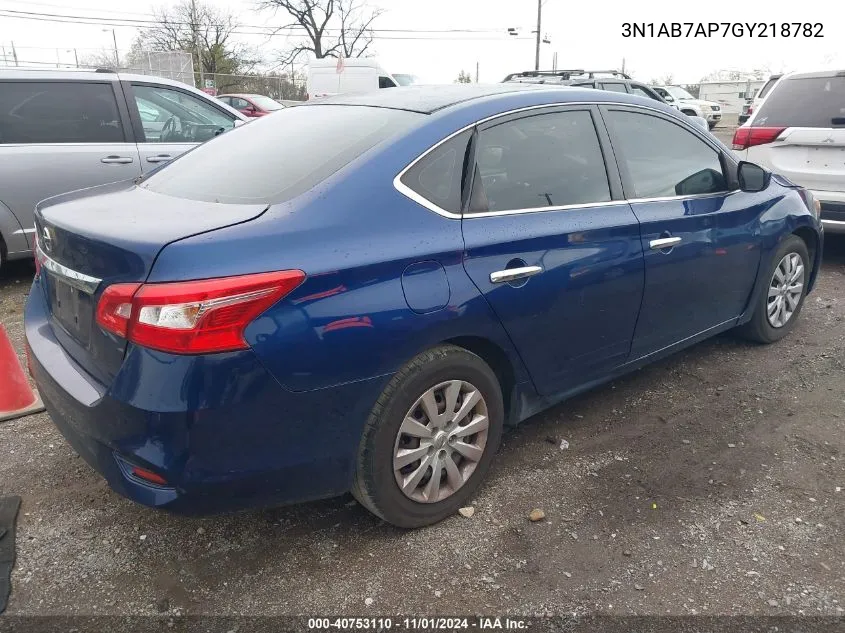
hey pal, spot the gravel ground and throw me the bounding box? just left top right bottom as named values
left=1, top=161, right=844, bottom=618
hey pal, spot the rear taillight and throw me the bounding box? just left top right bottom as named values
left=95, top=271, right=305, bottom=354
left=732, top=126, right=786, bottom=150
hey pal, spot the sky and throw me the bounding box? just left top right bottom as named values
left=0, top=0, right=842, bottom=84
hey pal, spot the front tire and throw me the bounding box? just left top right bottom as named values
left=352, top=345, right=504, bottom=528
left=738, top=235, right=810, bottom=343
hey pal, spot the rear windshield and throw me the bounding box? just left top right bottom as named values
left=141, top=105, right=422, bottom=204
left=757, top=76, right=779, bottom=100
left=753, top=74, right=845, bottom=128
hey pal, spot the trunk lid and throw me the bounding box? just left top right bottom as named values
left=35, top=182, right=267, bottom=384
left=760, top=128, right=845, bottom=192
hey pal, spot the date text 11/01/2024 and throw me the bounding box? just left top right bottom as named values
left=622, top=22, right=824, bottom=37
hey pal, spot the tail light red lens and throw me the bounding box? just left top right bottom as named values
left=732, top=126, right=786, bottom=151
left=95, top=270, right=305, bottom=354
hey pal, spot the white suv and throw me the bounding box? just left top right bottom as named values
left=733, top=69, right=845, bottom=234
left=653, top=85, right=722, bottom=129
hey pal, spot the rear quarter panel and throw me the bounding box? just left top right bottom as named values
left=148, top=110, right=535, bottom=392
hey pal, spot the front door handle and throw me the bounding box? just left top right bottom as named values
left=649, top=236, right=683, bottom=250
left=100, top=155, right=134, bottom=164
left=490, top=265, right=544, bottom=284
left=146, top=154, right=173, bottom=164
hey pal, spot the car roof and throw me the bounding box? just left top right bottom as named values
left=306, top=83, right=651, bottom=114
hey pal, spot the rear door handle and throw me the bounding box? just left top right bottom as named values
left=100, top=155, right=134, bottom=164
left=490, top=265, right=544, bottom=284
left=146, top=154, right=173, bottom=164
left=649, top=237, right=683, bottom=250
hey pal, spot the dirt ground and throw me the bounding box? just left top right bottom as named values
left=1, top=133, right=844, bottom=617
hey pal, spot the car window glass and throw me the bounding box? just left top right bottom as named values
left=753, top=75, right=845, bottom=128
left=0, top=81, right=123, bottom=144
left=606, top=110, right=727, bottom=198
left=132, top=84, right=235, bottom=144
left=400, top=130, right=471, bottom=214
left=471, top=110, right=611, bottom=213
left=757, top=77, right=779, bottom=99
left=379, top=76, right=397, bottom=89
left=141, top=105, right=421, bottom=204
left=601, top=82, right=628, bottom=93
left=630, top=85, right=658, bottom=100
left=232, top=98, right=250, bottom=109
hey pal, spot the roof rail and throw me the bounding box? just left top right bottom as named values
left=502, top=68, right=631, bottom=82
left=94, top=68, right=117, bottom=73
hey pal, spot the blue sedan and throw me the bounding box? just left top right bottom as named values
left=25, top=85, right=823, bottom=527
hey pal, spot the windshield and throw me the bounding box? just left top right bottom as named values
left=141, top=105, right=422, bottom=204
left=666, top=86, right=695, bottom=100
left=392, top=74, right=419, bottom=86
left=249, top=95, right=284, bottom=111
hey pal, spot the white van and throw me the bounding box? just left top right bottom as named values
left=307, top=58, right=416, bottom=99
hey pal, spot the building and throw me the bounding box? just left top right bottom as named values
left=699, top=79, right=766, bottom=114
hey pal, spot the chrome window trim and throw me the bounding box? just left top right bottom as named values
left=37, top=246, right=102, bottom=294
left=392, top=100, right=726, bottom=219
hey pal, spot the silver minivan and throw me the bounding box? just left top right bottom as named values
left=0, top=68, right=247, bottom=270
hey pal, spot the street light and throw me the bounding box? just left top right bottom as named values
left=102, top=28, right=119, bottom=68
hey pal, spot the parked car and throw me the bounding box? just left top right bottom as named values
left=733, top=68, right=844, bottom=234
left=217, top=93, right=285, bottom=117
left=738, top=74, right=783, bottom=125
left=503, top=69, right=671, bottom=107
left=652, top=85, right=722, bottom=129
left=0, top=68, right=247, bottom=271
left=307, top=58, right=412, bottom=99
left=26, top=84, right=822, bottom=527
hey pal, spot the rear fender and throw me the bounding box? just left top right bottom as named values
left=0, top=199, right=31, bottom=256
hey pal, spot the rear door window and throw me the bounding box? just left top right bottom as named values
left=0, top=81, right=124, bottom=144
left=470, top=109, right=611, bottom=213
left=141, top=105, right=421, bottom=204
left=753, top=74, right=845, bottom=128
left=379, top=76, right=397, bottom=89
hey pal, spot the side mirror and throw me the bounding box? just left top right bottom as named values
left=737, top=161, right=770, bottom=193
left=689, top=116, right=710, bottom=132
left=664, top=94, right=675, bottom=103
left=233, top=119, right=247, bottom=128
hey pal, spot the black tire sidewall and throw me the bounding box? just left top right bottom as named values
left=753, top=235, right=810, bottom=342
left=362, top=349, right=504, bottom=528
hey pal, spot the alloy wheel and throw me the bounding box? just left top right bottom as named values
left=392, top=380, right=489, bottom=503
left=767, top=252, right=804, bottom=328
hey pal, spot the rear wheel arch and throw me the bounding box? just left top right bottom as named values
left=792, top=226, right=818, bottom=272
left=443, top=336, right=517, bottom=424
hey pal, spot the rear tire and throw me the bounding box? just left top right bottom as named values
left=352, top=345, right=504, bottom=528
left=738, top=235, right=810, bottom=343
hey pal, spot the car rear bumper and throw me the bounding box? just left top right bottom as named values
left=812, top=190, right=845, bottom=234
left=25, top=276, right=386, bottom=514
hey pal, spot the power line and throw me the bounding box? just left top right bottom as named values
left=0, top=8, right=517, bottom=36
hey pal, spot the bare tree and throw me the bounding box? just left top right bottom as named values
left=257, top=0, right=384, bottom=64
left=455, top=70, right=472, bottom=84
left=140, top=0, right=259, bottom=90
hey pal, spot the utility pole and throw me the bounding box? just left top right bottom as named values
left=534, top=0, right=542, bottom=71
left=11, top=41, right=19, bottom=66
left=621, top=57, right=626, bottom=75
left=475, top=61, right=479, bottom=83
